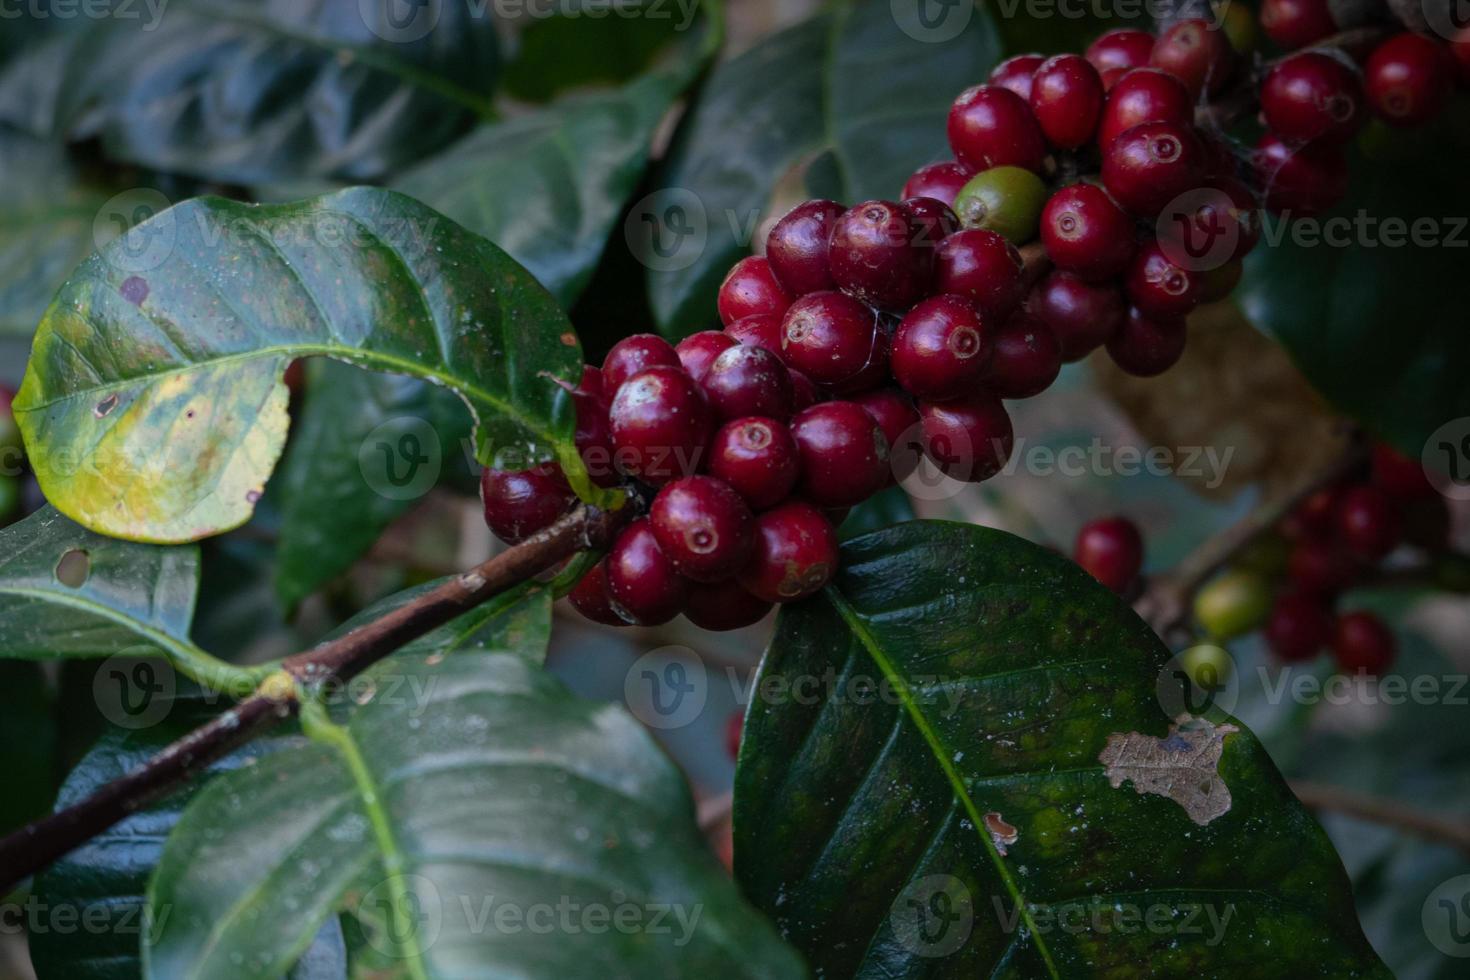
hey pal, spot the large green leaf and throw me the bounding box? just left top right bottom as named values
left=735, top=520, right=1388, bottom=977
left=15, top=186, right=592, bottom=545
left=146, top=653, right=805, bottom=979
left=645, top=3, right=1001, bottom=337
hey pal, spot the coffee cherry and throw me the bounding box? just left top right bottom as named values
left=605, top=519, right=690, bottom=625
left=1365, top=33, right=1452, bottom=127
left=1259, top=0, right=1336, bottom=51
left=826, top=325, right=892, bottom=396
left=480, top=463, right=574, bottom=544
left=1261, top=51, right=1365, bottom=145
left=739, top=501, right=840, bottom=603
left=1283, top=487, right=1340, bottom=542
left=990, top=52, right=1045, bottom=100
left=790, top=401, right=890, bottom=507
left=1107, top=306, right=1186, bottom=377
left=1097, top=68, right=1193, bottom=149
left=892, top=295, right=993, bottom=400
left=1371, top=444, right=1435, bottom=501
left=1030, top=54, right=1105, bottom=149
left=685, top=580, right=773, bottom=631
left=952, top=166, right=1048, bottom=244
left=725, top=313, right=783, bottom=354
left=779, top=291, right=882, bottom=387
left=1288, top=538, right=1356, bottom=596
left=766, top=199, right=845, bottom=296
left=608, top=365, right=713, bottom=485
left=828, top=200, right=933, bottom=309
left=1190, top=176, right=1262, bottom=261
left=1332, top=611, right=1396, bottom=674
left=788, top=369, right=821, bottom=412
left=984, top=312, right=1061, bottom=399
left=702, top=344, right=794, bottom=421
left=572, top=378, right=619, bottom=488
left=1086, top=28, right=1156, bottom=74
left=853, top=388, right=922, bottom=482
left=718, top=255, right=792, bottom=325
left=902, top=161, right=977, bottom=208
left=903, top=196, right=960, bottom=243
left=649, top=476, right=756, bottom=583
left=1040, top=182, right=1136, bottom=281
left=1028, top=269, right=1125, bottom=361
left=1098, top=66, right=1130, bottom=91
left=1149, top=18, right=1235, bottom=99
left=1073, top=516, right=1144, bottom=594
left=917, top=391, right=1014, bottom=483
left=1102, top=121, right=1206, bottom=217
left=947, top=84, right=1048, bottom=172
left=933, top=229, right=1025, bottom=319
left=1125, top=238, right=1201, bottom=319
left=1335, top=485, right=1402, bottom=560
left=569, top=560, right=629, bottom=626
left=1265, top=593, right=1333, bottom=662
left=707, top=417, right=800, bottom=510
left=602, top=334, right=680, bottom=394
left=1254, top=135, right=1348, bottom=217
left=676, top=330, right=738, bottom=382
left=1193, top=569, right=1272, bottom=641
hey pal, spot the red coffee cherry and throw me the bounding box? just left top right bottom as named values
left=1030, top=54, right=1105, bottom=149
left=765, top=199, right=846, bottom=296
left=1265, top=593, right=1333, bottom=662
left=947, top=84, right=1048, bottom=172
left=1149, top=18, right=1235, bottom=99
left=779, top=290, right=882, bottom=387
left=1283, top=487, right=1341, bottom=542
left=902, top=161, right=978, bottom=208
left=1365, top=33, right=1452, bottom=127
left=1106, top=306, right=1187, bottom=377
left=984, top=312, right=1062, bottom=399
left=788, top=369, right=821, bottom=412
left=790, top=401, right=890, bottom=508
left=891, top=294, right=994, bottom=400
left=578, top=364, right=605, bottom=400
left=649, top=476, right=756, bottom=583
left=901, top=196, right=960, bottom=250
left=1289, top=538, right=1357, bottom=596
left=1102, top=121, right=1207, bottom=217
left=828, top=200, right=933, bottom=310
left=1125, top=238, right=1201, bottom=319
left=853, top=388, right=922, bottom=483
left=608, top=365, right=713, bottom=485
left=685, top=581, right=773, bottom=632
left=1332, top=611, right=1396, bottom=675
left=1073, top=516, right=1144, bottom=594
left=1335, top=485, right=1402, bottom=560
left=1028, top=269, right=1125, bottom=361
left=917, top=390, right=1014, bottom=483
left=1086, top=28, right=1156, bottom=74
left=605, top=518, right=690, bottom=625
left=1371, top=444, right=1436, bottom=501
left=718, top=255, right=792, bottom=325
left=569, top=560, right=629, bottom=627
left=990, top=52, right=1045, bottom=100
left=1261, top=50, right=1365, bottom=145
left=739, top=501, right=840, bottom=603
left=825, top=324, right=891, bottom=397
left=1254, top=134, right=1348, bottom=216
left=708, top=416, right=801, bottom=510
left=724, top=313, right=783, bottom=354
left=676, top=330, right=738, bottom=382
left=480, top=463, right=574, bottom=544
left=701, top=344, right=794, bottom=421
left=1260, top=0, right=1336, bottom=51
left=572, top=378, right=619, bottom=489
left=932, top=229, right=1025, bottom=319
left=1040, top=182, right=1136, bottom=281
left=602, top=333, right=680, bottom=394
left=1097, top=68, right=1193, bottom=149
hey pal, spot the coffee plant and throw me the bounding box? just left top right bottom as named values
left=1, top=0, right=1468, bottom=977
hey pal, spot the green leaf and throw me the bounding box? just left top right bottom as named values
left=645, top=4, right=1001, bottom=337
left=735, top=520, right=1389, bottom=977
left=15, top=186, right=594, bottom=545
left=146, top=653, right=805, bottom=979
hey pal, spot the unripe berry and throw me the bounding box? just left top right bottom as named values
left=1106, top=306, right=1187, bottom=377
left=932, top=229, right=1025, bottom=319
left=1254, top=134, right=1348, bottom=216
left=1040, top=182, right=1136, bottom=281
left=1259, top=0, right=1336, bottom=51
left=1028, top=270, right=1125, bottom=361
left=1073, top=517, right=1144, bottom=594
left=685, top=581, right=773, bottom=632
left=1364, top=33, right=1452, bottom=127
left=739, top=501, right=840, bottom=603
left=724, top=313, right=783, bottom=354
left=605, top=519, right=690, bottom=626
left=1335, top=485, right=1402, bottom=560
left=765, top=199, right=845, bottom=296
left=1332, top=611, right=1396, bottom=674
left=569, top=560, right=629, bottom=627
left=608, top=365, right=713, bottom=485
left=917, top=391, right=1014, bottom=483
left=1149, top=18, right=1235, bottom=99
left=1086, top=29, right=1156, bottom=74
left=853, top=388, right=922, bottom=483
left=708, top=416, right=801, bottom=510
left=718, top=255, right=792, bottom=325
left=1125, top=238, right=1201, bottom=319
left=990, top=53, right=1045, bottom=100
left=1193, top=569, right=1273, bottom=641
left=1261, top=51, right=1365, bottom=145
left=828, top=200, right=933, bottom=309
left=649, top=476, right=756, bottom=583
left=952, top=166, right=1048, bottom=244
left=891, top=294, right=993, bottom=401
left=1097, top=68, right=1193, bottom=149
left=790, top=401, right=890, bottom=508
left=1102, top=121, right=1207, bottom=217
left=984, top=312, right=1062, bottom=399
left=702, top=344, right=794, bottom=421
left=1030, top=54, right=1106, bottom=149
left=947, top=84, right=1048, bottom=172
left=602, top=334, right=679, bottom=393
left=480, top=463, right=575, bottom=544
left=902, top=161, right=977, bottom=208
left=779, top=291, right=882, bottom=387
left=1265, top=593, right=1333, bottom=662
left=675, top=330, right=737, bottom=382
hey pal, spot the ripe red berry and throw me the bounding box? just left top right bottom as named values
left=1125, top=238, right=1201, bottom=319
left=1149, top=18, right=1235, bottom=99
left=765, top=199, right=845, bottom=296
left=1102, top=121, right=1207, bottom=217
left=718, top=255, right=792, bottom=325
left=891, top=294, right=993, bottom=401
left=917, top=391, right=1014, bottom=483
left=779, top=291, right=882, bottom=387
left=572, top=379, right=619, bottom=489
left=990, top=53, right=1045, bottom=100
left=1040, top=182, right=1136, bottom=281
left=1086, top=29, right=1156, bottom=75
left=1028, top=270, right=1125, bottom=361
left=1282, top=487, right=1340, bottom=542
left=649, top=476, right=756, bottom=583
left=853, top=388, right=922, bottom=483
left=1106, top=306, right=1187, bottom=377
left=1259, top=0, right=1336, bottom=51
left=675, top=330, right=738, bottom=382
left=701, top=344, right=794, bottom=421
left=1073, top=516, right=1144, bottom=594
left=480, top=463, right=574, bottom=544
left=707, top=416, right=801, bottom=510
left=1097, top=68, right=1193, bottom=149
left=1365, top=33, right=1452, bottom=127
left=901, top=196, right=960, bottom=250
left=578, top=365, right=605, bottom=400
left=1254, top=134, right=1348, bottom=216
left=1371, top=444, right=1435, bottom=501
left=724, top=312, right=783, bottom=354
left=1332, top=611, right=1396, bottom=674
left=932, top=229, right=1025, bottom=319
left=685, top=581, right=773, bottom=632
left=739, top=501, right=840, bottom=603
left=1289, top=538, right=1357, bottom=596
left=605, top=519, right=690, bottom=625
left=788, top=369, right=821, bottom=412
left=1265, top=593, right=1333, bottom=662
left=984, top=312, right=1061, bottom=399
left=947, top=84, right=1048, bottom=172
left=569, top=560, right=629, bottom=627
left=828, top=200, right=933, bottom=309
left=1261, top=51, right=1365, bottom=145
left=1030, top=54, right=1105, bottom=149
left=1335, top=485, right=1402, bottom=560
left=608, top=365, right=713, bottom=485
left=902, top=161, right=978, bottom=208
left=602, top=334, right=680, bottom=394
left=1167, top=176, right=1262, bottom=263
left=790, top=401, right=890, bottom=508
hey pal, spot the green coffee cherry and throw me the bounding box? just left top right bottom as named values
left=1179, top=644, right=1234, bottom=692
left=952, top=166, right=1048, bottom=244
left=1218, top=1, right=1257, bottom=55
left=1193, top=569, right=1272, bottom=641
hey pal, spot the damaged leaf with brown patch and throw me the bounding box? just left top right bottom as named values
left=1099, top=718, right=1240, bottom=827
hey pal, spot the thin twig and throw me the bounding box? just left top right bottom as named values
left=1291, top=780, right=1470, bottom=858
